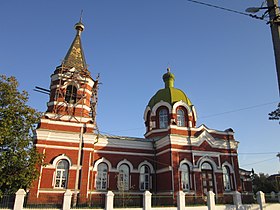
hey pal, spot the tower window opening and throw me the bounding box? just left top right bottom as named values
left=177, top=108, right=185, bottom=127
left=65, top=85, right=77, bottom=104
left=159, top=108, right=168, bottom=129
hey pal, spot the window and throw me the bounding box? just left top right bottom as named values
left=223, top=166, right=231, bottom=191
left=54, top=160, right=69, bottom=188
left=96, top=163, right=108, bottom=190
left=65, top=85, right=77, bottom=103
left=181, top=164, right=190, bottom=191
left=159, top=108, right=168, bottom=128
left=177, top=109, right=185, bottom=127
left=140, top=165, right=150, bottom=190
left=118, top=164, right=130, bottom=191
left=201, top=162, right=214, bottom=194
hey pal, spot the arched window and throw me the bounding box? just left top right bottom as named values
left=223, top=166, right=231, bottom=191
left=118, top=164, right=130, bottom=191
left=177, top=109, right=185, bottom=127
left=54, top=160, right=69, bottom=188
left=96, top=163, right=108, bottom=190
left=65, top=85, right=77, bottom=103
left=159, top=108, right=168, bottom=129
left=181, top=164, right=190, bottom=191
left=140, top=165, right=150, bottom=190
left=201, top=162, right=214, bottom=194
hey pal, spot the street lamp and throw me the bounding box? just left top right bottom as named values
left=246, top=0, right=280, bottom=96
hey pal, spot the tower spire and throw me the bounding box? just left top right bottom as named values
left=63, top=18, right=87, bottom=71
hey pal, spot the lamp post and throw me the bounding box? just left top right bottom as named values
left=247, top=0, right=280, bottom=95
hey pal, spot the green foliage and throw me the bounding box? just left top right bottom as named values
left=268, top=103, right=280, bottom=124
left=0, top=75, right=43, bottom=195
left=252, top=173, right=277, bottom=193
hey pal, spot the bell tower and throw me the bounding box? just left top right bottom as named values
left=45, top=20, right=98, bottom=126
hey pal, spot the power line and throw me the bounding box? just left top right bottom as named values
left=240, top=157, right=276, bottom=167
left=239, top=152, right=278, bottom=155
left=185, top=0, right=267, bottom=21
left=200, top=101, right=278, bottom=119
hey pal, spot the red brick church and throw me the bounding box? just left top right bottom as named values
left=28, top=20, right=252, bottom=204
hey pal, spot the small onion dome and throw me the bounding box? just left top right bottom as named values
left=148, top=68, right=192, bottom=109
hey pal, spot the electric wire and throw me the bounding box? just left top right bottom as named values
left=239, top=152, right=279, bottom=155
left=200, top=101, right=278, bottom=119
left=100, top=100, right=278, bottom=133
left=97, top=130, right=279, bottom=169
left=185, top=0, right=268, bottom=21
left=240, top=157, right=277, bottom=167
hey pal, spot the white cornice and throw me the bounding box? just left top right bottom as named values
left=95, top=150, right=154, bottom=157
left=95, top=136, right=153, bottom=151
left=35, top=129, right=97, bottom=144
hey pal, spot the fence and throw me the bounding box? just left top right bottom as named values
left=0, top=189, right=280, bottom=210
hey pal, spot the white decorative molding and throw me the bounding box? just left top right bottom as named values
left=179, top=158, right=193, bottom=171
left=137, top=161, right=155, bottom=174
left=95, top=150, right=154, bottom=157
left=151, top=101, right=172, bottom=116
left=196, top=156, right=218, bottom=172
left=116, top=159, right=134, bottom=172
left=52, top=154, right=72, bottom=166
left=222, top=161, right=234, bottom=174
left=93, top=157, right=113, bottom=171
left=172, top=101, right=192, bottom=115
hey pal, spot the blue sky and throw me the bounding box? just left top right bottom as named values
left=0, top=0, right=279, bottom=175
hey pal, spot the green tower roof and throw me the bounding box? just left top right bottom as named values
left=148, top=68, right=192, bottom=109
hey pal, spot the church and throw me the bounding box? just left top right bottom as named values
left=28, top=20, right=252, bottom=205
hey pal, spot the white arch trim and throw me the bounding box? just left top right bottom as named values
left=151, top=101, right=172, bottom=116
left=117, top=159, right=134, bottom=172
left=172, top=101, right=192, bottom=115
left=52, top=154, right=72, bottom=167
left=222, top=161, right=234, bottom=174
left=197, top=156, right=218, bottom=172
left=138, top=161, right=155, bottom=174
left=143, top=106, right=151, bottom=122
left=93, top=157, right=113, bottom=171
left=179, top=158, right=193, bottom=171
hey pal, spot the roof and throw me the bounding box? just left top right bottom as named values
left=63, top=22, right=87, bottom=71
left=148, top=69, right=192, bottom=109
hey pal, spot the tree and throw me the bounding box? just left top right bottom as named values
left=268, top=103, right=280, bottom=124
left=252, top=173, right=277, bottom=193
left=0, top=75, right=42, bottom=195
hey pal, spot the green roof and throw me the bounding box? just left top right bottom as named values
left=148, top=69, right=192, bottom=109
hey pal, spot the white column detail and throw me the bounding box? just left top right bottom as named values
left=105, top=191, right=114, bottom=210
left=207, top=191, right=216, bottom=210
left=63, top=189, right=73, bottom=210
left=143, top=191, right=152, bottom=210
left=13, top=189, right=26, bottom=210
left=177, top=191, right=185, bottom=210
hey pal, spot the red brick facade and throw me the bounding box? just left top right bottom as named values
left=28, top=21, right=252, bottom=205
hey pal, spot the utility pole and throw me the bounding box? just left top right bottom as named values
left=267, top=0, right=280, bottom=95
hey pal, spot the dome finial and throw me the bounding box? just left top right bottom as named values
left=163, top=68, right=175, bottom=88
left=75, top=10, right=85, bottom=35
left=167, top=67, right=171, bottom=72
